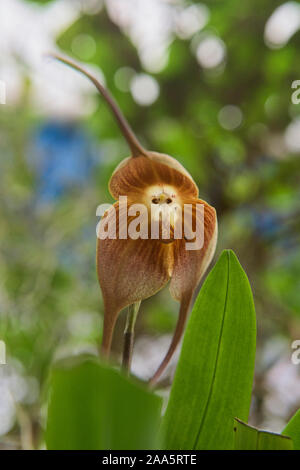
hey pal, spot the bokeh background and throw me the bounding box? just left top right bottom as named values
left=0, top=0, right=300, bottom=449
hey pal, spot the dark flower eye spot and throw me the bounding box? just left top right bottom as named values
left=166, top=198, right=172, bottom=204
left=152, top=198, right=159, bottom=204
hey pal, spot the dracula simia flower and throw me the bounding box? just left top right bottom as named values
left=53, top=55, right=218, bottom=385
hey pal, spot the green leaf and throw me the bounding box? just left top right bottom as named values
left=282, top=409, right=300, bottom=449
left=45, top=356, right=162, bottom=450
left=234, top=418, right=258, bottom=450
left=234, top=418, right=293, bottom=450
left=161, top=250, right=256, bottom=450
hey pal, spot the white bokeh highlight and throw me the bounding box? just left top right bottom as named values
left=196, top=34, right=226, bottom=69
left=284, top=119, right=300, bottom=153
left=264, top=2, right=300, bottom=48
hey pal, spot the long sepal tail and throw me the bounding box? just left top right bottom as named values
left=149, top=291, right=192, bottom=387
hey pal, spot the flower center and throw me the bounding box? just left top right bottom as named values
left=143, top=185, right=182, bottom=243
left=151, top=193, right=173, bottom=205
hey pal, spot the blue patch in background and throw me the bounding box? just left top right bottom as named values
left=28, top=121, right=100, bottom=204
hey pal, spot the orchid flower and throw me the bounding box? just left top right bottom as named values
left=53, top=55, right=218, bottom=385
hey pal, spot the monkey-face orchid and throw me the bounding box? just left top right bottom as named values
left=53, top=55, right=217, bottom=385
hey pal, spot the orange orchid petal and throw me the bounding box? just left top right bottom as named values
left=97, top=203, right=173, bottom=356
left=150, top=199, right=217, bottom=385
left=109, top=152, right=199, bottom=201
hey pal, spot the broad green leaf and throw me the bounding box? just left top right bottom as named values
left=282, top=409, right=300, bottom=449
left=234, top=418, right=258, bottom=450
left=234, top=418, right=293, bottom=450
left=162, top=250, right=256, bottom=450
left=46, top=356, right=162, bottom=450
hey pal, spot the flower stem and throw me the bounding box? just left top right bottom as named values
left=122, top=301, right=141, bottom=374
